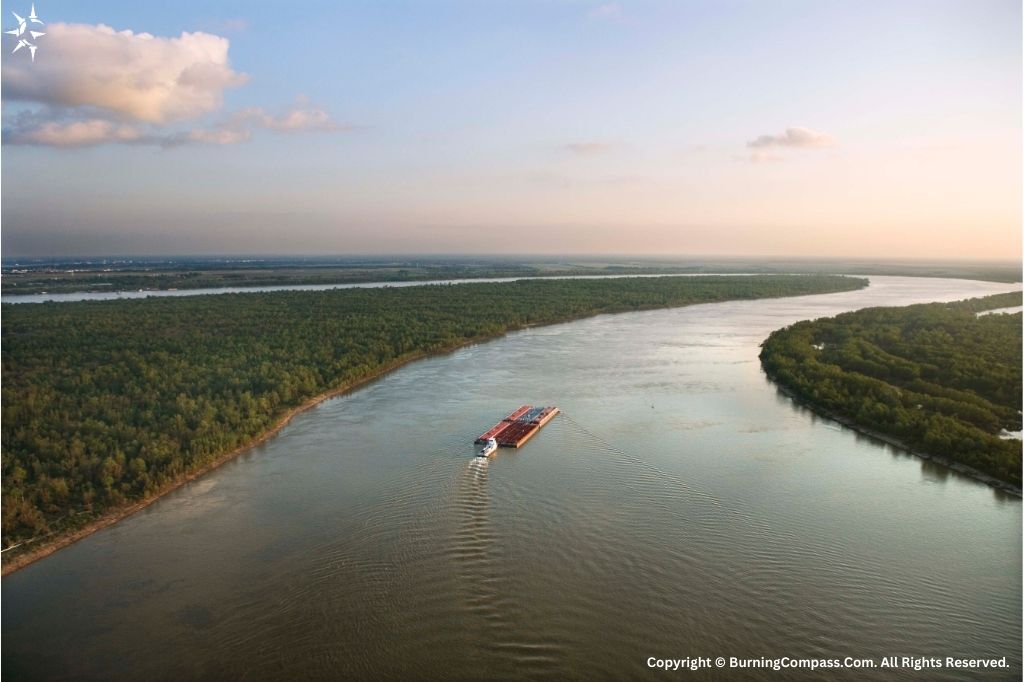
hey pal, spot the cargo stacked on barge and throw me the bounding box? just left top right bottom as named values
left=475, top=405, right=560, bottom=448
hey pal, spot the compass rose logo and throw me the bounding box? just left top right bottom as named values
left=6, top=3, right=45, bottom=61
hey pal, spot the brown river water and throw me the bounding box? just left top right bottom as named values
left=3, top=276, right=1021, bottom=680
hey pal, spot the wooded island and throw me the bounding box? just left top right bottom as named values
left=760, top=293, right=1022, bottom=488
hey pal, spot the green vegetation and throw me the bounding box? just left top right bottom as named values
left=2, top=275, right=864, bottom=552
left=3, top=256, right=1018, bottom=296
left=760, top=293, right=1023, bottom=486
left=2, top=261, right=644, bottom=295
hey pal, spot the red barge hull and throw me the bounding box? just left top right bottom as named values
left=475, top=405, right=560, bottom=448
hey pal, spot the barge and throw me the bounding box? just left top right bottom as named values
left=475, top=405, right=560, bottom=448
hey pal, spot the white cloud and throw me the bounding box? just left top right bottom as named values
left=3, top=23, right=247, bottom=124
left=747, top=127, right=836, bottom=150
left=2, top=23, right=348, bottom=148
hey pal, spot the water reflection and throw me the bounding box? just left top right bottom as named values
left=920, top=459, right=952, bottom=484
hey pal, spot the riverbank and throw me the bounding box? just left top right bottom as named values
left=0, top=299, right=719, bottom=574
left=758, top=293, right=1021, bottom=492
left=0, top=339, right=491, bottom=576
left=766, top=377, right=1022, bottom=498
left=1, top=275, right=871, bottom=575
left=16, top=338, right=1015, bottom=577
left=0, top=297, right=702, bottom=574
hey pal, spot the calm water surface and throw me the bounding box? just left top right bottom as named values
left=3, top=276, right=1021, bottom=680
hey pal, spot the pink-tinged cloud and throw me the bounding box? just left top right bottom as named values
left=5, top=119, right=145, bottom=147
left=2, top=23, right=247, bottom=124
left=185, top=126, right=252, bottom=146
left=4, top=102, right=349, bottom=147
left=179, top=103, right=351, bottom=146
left=232, top=105, right=347, bottom=133
left=747, top=126, right=836, bottom=149
left=1, top=22, right=349, bottom=148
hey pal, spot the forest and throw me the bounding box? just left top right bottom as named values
left=760, top=292, right=1023, bottom=486
left=2, top=260, right=672, bottom=295
left=2, top=274, right=865, bottom=552
left=3, top=256, right=1019, bottom=296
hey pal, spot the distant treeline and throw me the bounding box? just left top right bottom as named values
left=1, top=275, right=865, bottom=550
left=2, top=263, right=621, bottom=295
left=760, top=293, right=1023, bottom=486
left=3, top=257, right=1019, bottom=295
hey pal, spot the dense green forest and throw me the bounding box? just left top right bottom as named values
left=760, top=293, right=1023, bottom=486
left=2, top=275, right=864, bottom=552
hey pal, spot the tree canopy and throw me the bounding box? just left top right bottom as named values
left=760, top=292, right=1023, bottom=486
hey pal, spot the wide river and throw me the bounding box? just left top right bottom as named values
left=3, top=276, right=1021, bottom=681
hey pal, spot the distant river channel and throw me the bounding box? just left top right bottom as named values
left=3, top=276, right=1021, bottom=680
left=0, top=272, right=759, bottom=304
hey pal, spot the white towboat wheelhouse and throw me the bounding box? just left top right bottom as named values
left=478, top=437, right=498, bottom=457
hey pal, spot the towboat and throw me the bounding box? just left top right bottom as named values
left=478, top=437, right=498, bottom=458
left=475, top=406, right=560, bottom=448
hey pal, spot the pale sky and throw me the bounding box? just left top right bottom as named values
left=1, top=0, right=1020, bottom=258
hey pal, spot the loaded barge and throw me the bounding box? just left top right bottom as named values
left=475, top=405, right=560, bottom=449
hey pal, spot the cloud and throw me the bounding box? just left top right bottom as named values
left=566, top=141, right=614, bottom=155
left=5, top=102, right=350, bottom=148
left=747, top=127, right=836, bottom=150
left=3, top=23, right=247, bottom=124
left=5, top=119, right=146, bottom=147
left=178, top=103, right=352, bottom=147
left=231, top=104, right=346, bottom=133
left=183, top=126, right=251, bottom=146
left=2, top=22, right=348, bottom=148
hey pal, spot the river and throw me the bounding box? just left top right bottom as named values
left=0, top=273, right=759, bottom=304
left=3, top=276, right=1021, bottom=680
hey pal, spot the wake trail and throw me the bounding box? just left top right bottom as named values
left=449, top=458, right=515, bottom=639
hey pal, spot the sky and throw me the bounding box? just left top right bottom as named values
left=1, top=0, right=1020, bottom=258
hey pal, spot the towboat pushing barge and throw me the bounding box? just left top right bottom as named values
left=475, top=405, right=560, bottom=450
